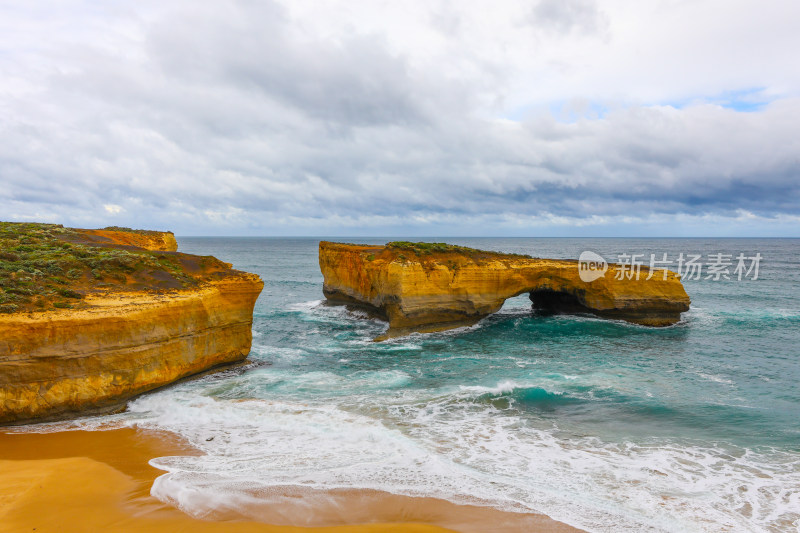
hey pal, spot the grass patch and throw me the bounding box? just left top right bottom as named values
left=56, top=288, right=83, bottom=299
left=0, top=222, right=198, bottom=313
left=102, top=226, right=170, bottom=235
left=387, top=241, right=531, bottom=258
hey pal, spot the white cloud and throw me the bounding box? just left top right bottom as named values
left=0, top=0, right=799, bottom=235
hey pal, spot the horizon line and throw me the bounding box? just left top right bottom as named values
left=175, top=235, right=800, bottom=239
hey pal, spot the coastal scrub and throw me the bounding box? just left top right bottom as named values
left=0, top=222, right=213, bottom=313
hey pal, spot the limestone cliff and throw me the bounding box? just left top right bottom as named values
left=320, top=241, right=690, bottom=340
left=0, top=223, right=263, bottom=425
left=73, top=227, right=178, bottom=251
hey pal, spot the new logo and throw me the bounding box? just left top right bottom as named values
left=578, top=251, right=607, bottom=282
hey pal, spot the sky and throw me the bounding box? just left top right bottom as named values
left=1, top=0, right=799, bottom=236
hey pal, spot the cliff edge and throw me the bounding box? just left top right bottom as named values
left=320, top=241, right=690, bottom=340
left=0, top=223, right=263, bottom=425
left=70, top=226, right=178, bottom=251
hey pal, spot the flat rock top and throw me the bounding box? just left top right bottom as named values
left=64, top=227, right=177, bottom=251
left=321, top=240, right=572, bottom=265
left=0, top=222, right=249, bottom=316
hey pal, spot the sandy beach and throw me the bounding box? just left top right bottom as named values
left=0, top=427, right=582, bottom=533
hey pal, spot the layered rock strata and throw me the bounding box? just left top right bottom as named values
left=73, top=227, right=178, bottom=251
left=320, top=242, right=690, bottom=340
left=0, top=226, right=262, bottom=425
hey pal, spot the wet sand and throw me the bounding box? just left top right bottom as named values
left=0, top=427, right=582, bottom=533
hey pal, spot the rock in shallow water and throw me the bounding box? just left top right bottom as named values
left=319, top=241, right=690, bottom=340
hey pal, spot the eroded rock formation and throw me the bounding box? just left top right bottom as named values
left=0, top=225, right=262, bottom=425
left=72, top=227, right=178, bottom=251
left=320, top=242, right=690, bottom=340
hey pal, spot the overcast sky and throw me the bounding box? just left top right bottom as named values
left=2, top=0, right=799, bottom=236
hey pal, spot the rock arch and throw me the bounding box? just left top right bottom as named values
left=319, top=241, right=690, bottom=340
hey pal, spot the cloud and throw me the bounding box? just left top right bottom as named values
left=528, top=0, right=608, bottom=36
left=0, top=0, right=799, bottom=235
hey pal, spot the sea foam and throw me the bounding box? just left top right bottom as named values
left=115, top=377, right=800, bottom=533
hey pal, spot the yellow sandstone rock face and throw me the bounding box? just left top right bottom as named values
left=71, top=228, right=178, bottom=251
left=319, top=242, right=690, bottom=340
left=0, top=231, right=263, bottom=426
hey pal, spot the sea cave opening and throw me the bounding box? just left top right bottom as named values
left=528, top=288, right=589, bottom=316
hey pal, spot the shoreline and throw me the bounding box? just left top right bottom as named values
left=0, top=426, right=583, bottom=533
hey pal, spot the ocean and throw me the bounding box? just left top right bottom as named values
left=41, top=238, right=800, bottom=532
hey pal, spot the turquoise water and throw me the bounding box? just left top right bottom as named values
left=52, top=238, right=800, bottom=531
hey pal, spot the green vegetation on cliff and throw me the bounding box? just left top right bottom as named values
left=101, top=226, right=170, bottom=235
left=0, top=222, right=206, bottom=313
left=387, top=241, right=531, bottom=258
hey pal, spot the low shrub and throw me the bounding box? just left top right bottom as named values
left=386, top=241, right=531, bottom=259
left=57, top=288, right=83, bottom=299
left=0, top=221, right=199, bottom=313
